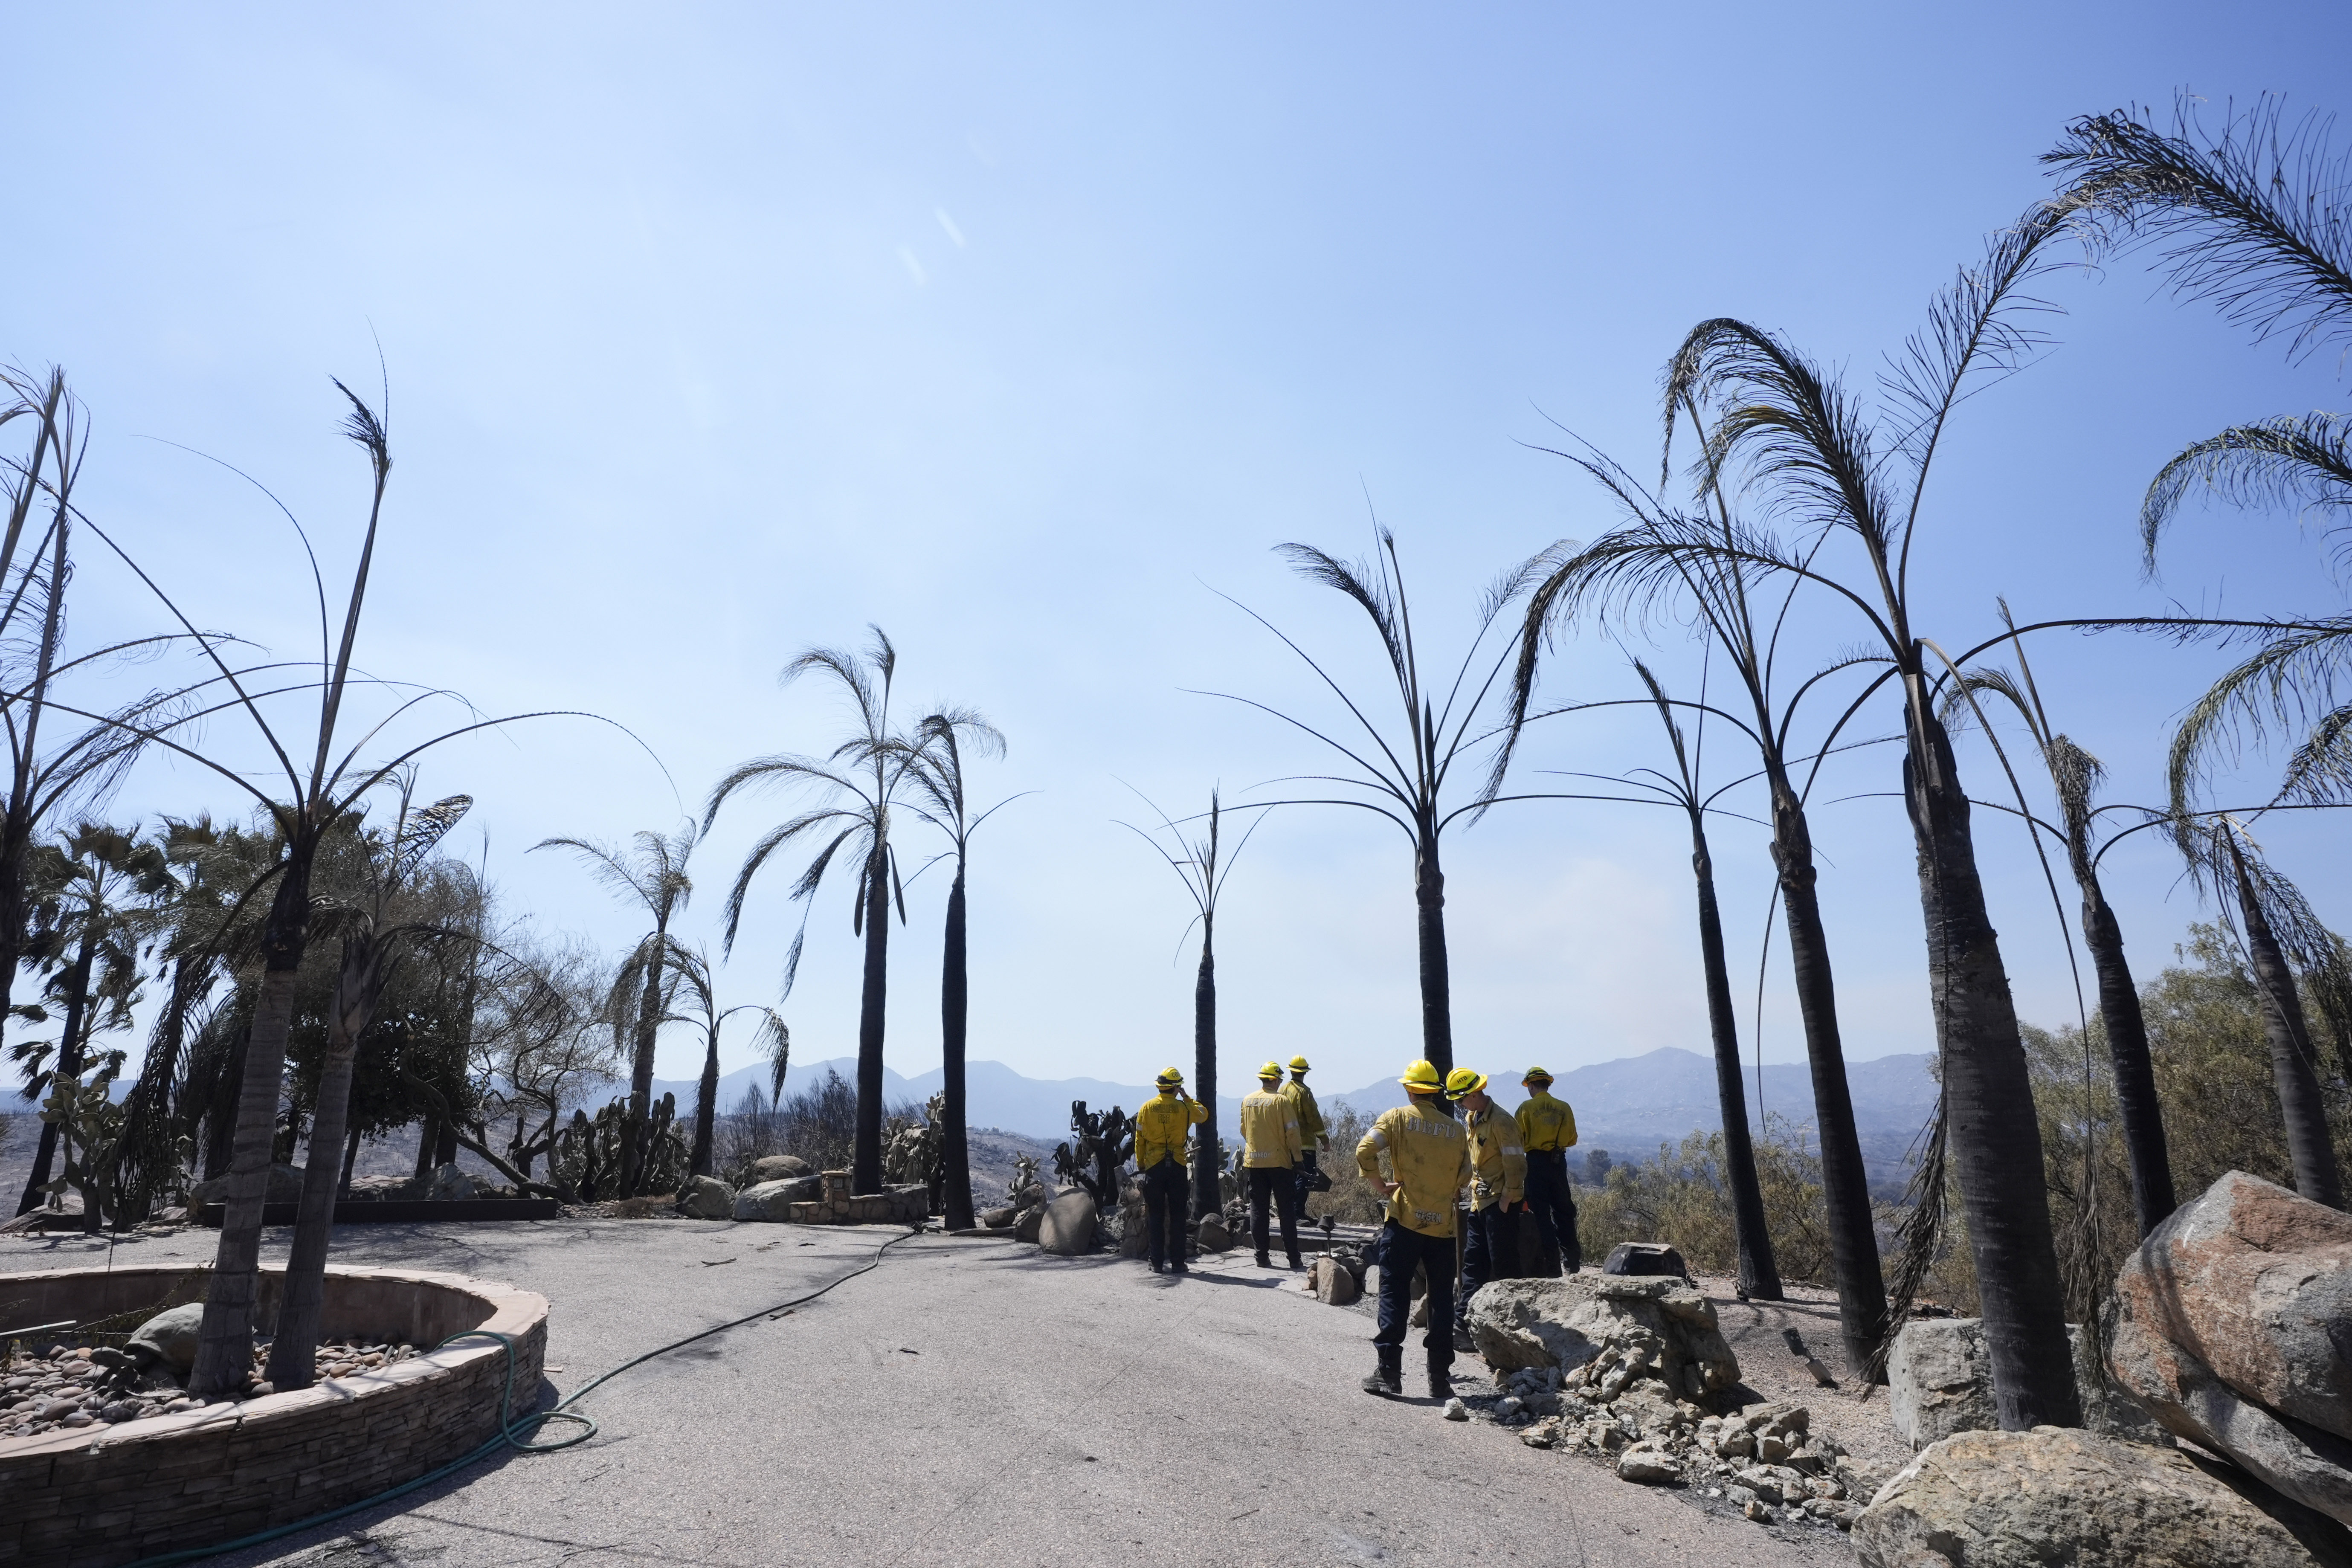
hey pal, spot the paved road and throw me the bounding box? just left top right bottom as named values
left=6, top=1222, right=1854, bottom=1567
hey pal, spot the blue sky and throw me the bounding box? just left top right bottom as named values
left=8, top=4, right=2352, bottom=1101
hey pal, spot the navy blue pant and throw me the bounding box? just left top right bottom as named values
left=1372, top=1220, right=1457, bottom=1367
left=1463, top=1203, right=1520, bottom=1295
left=1525, top=1150, right=1581, bottom=1273
left=1247, top=1166, right=1301, bottom=1260
left=1143, top=1158, right=1188, bottom=1268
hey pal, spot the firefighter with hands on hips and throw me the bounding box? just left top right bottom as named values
left=1132, top=1066, right=1210, bottom=1275
left=1280, top=1055, right=1329, bottom=1204
left=1516, top=1065, right=1582, bottom=1274
left=1356, top=1058, right=1471, bottom=1402
left=1239, top=1061, right=1305, bottom=1269
left=1449, top=1067, right=1526, bottom=1293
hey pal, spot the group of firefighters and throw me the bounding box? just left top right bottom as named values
left=1129, top=1055, right=1582, bottom=1403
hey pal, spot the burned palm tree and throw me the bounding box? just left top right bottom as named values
left=59, top=382, right=580, bottom=1400
left=1944, top=618, right=2178, bottom=1235
left=1209, top=531, right=1557, bottom=1078
left=1550, top=206, right=2088, bottom=1426
left=1502, top=435, right=1890, bottom=1359
left=532, top=823, right=695, bottom=1197
left=902, top=708, right=1012, bottom=1232
left=2047, top=98, right=2352, bottom=809
left=1118, top=787, right=1267, bottom=1222
left=264, top=783, right=474, bottom=1389
left=706, top=628, right=917, bottom=1195
left=649, top=940, right=787, bottom=1180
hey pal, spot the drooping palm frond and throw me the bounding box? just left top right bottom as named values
left=2165, top=617, right=2352, bottom=810
left=2142, top=412, right=2352, bottom=572
left=2046, top=95, right=2352, bottom=367
left=2172, top=815, right=2352, bottom=1075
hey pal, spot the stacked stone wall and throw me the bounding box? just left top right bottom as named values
left=0, top=1265, right=547, bottom=1568
left=785, top=1173, right=928, bottom=1225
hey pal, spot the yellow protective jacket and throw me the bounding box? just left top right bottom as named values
left=1239, top=1088, right=1302, bottom=1168
left=1517, top=1090, right=1579, bottom=1153
left=1355, top=1098, right=1470, bottom=1237
left=1465, top=1104, right=1526, bottom=1211
left=1134, top=1091, right=1209, bottom=1170
left=1280, top=1078, right=1327, bottom=1148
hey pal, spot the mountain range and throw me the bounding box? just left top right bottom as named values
left=652, top=1046, right=1937, bottom=1181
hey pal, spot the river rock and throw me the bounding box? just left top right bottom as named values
left=423, top=1163, right=477, bottom=1201
left=1888, top=1317, right=2163, bottom=1449
left=734, top=1174, right=824, bottom=1220
left=1038, top=1191, right=1099, bottom=1255
left=680, top=1175, right=734, bottom=1220
left=1318, top=1258, right=1361, bottom=1306
left=1464, top=1273, right=1737, bottom=1403
left=128, top=1303, right=206, bottom=1374
left=748, top=1154, right=813, bottom=1183
left=1853, top=1425, right=2350, bottom=1568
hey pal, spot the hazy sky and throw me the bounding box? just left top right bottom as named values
left=9, top=5, right=2352, bottom=1103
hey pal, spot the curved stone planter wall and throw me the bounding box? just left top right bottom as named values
left=0, top=1264, right=548, bottom=1568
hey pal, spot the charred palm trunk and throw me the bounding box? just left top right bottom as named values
left=2078, top=876, right=2176, bottom=1234
left=1415, top=828, right=1453, bottom=1084
left=1906, top=698, right=2079, bottom=1428
left=0, top=804, right=35, bottom=1076
left=15, top=930, right=95, bottom=1216
left=622, top=915, right=668, bottom=1198
left=1766, top=775, right=1886, bottom=1371
left=2231, top=846, right=2344, bottom=1209
left=852, top=843, right=890, bottom=1195
left=1691, top=818, right=1781, bottom=1301
left=271, top=932, right=385, bottom=1391
left=1192, top=913, right=1218, bottom=1223
left=190, top=850, right=315, bottom=1400
left=941, top=859, right=974, bottom=1231
left=690, top=1027, right=720, bottom=1178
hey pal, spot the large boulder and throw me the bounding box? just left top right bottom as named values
left=1888, top=1318, right=2164, bottom=1450
left=423, top=1163, right=478, bottom=1202
left=1316, top=1258, right=1361, bottom=1306
left=2110, top=1171, right=2352, bottom=1527
left=1038, top=1191, right=1100, bottom=1255
left=128, top=1303, right=206, bottom=1374
left=1464, top=1274, right=1738, bottom=1404
left=1013, top=1206, right=1046, bottom=1244
left=1853, top=1426, right=2350, bottom=1568
left=680, top=1175, right=735, bottom=1220
left=734, top=1174, right=824, bottom=1220
left=747, top=1154, right=813, bottom=1184
left=189, top=1164, right=306, bottom=1209
left=979, top=1204, right=1017, bottom=1229
left=1195, top=1213, right=1231, bottom=1253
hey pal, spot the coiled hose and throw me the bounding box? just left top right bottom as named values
left=120, top=1225, right=926, bottom=1568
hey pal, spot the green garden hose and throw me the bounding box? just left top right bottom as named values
left=118, top=1225, right=926, bottom=1568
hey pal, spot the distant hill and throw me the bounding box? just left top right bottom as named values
left=656, top=1045, right=1937, bottom=1181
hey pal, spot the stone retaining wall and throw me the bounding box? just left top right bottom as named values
left=0, top=1264, right=548, bottom=1568
left=788, top=1172, right=929, bottom=1225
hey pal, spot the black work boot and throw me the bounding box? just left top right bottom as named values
left=1360, top=1346, right=1404, bottom=1397
left=1286, top=1252, right=1304, bottom=1271
left=1427, top=1353, right=1455, bottom=1401
left=1255, top=1251, right=1272, bottom=1268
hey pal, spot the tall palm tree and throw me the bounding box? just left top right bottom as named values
left=59, top=383, right=571, bottom=1399
left=1945, top=620, right=2178, bottom=1235
left=1119, top=788, right=1267, bottom=1223
left=12, top=823, right=168, bottom=1219
left=532, top=823, right=694, bottom=1197
left=1212, top=531, right=1557, bottom=1079
left=902, top=708, right=1012, bottom=1232
left=1560, top=206, right=2087, bottom=1426
left=269, top=784, right=472, bottom=1389
left=1502, top=441, right=1889, bottom=1361
left=2046, top=98, right=2352, bottom=808
left=705, top=628, right=915, bottom=1195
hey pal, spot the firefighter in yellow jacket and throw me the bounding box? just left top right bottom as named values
left=1517, top=1066, right=1582, bottom=1274
left=1280, top=1055, right=1329, bottom=1206
left=1450, top=1068, right=1525, bottom=1294
left=1356, top=1059, right=1470, bottom=1401
left=1239, top=1062, right=1304, bottom=1269
left=1133, top=1067, right=1210, bottom=1275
